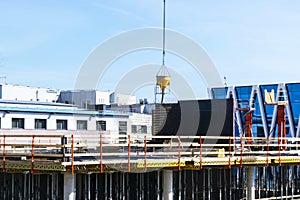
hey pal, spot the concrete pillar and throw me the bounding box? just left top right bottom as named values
left=163, top=170, right=173, bottom=200
left=64, top=174, right=75, bottom=200
left=247, top=166, right=255, bottom=200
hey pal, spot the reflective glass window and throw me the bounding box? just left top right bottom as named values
left=212, top=88, right=228, bottom=99
left=235, top=86, right=252, bottom=108
left=287, top=83, right=300, bottom=126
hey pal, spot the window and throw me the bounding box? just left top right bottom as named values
left=12, top=118, right=25, bottom=129
left=212, top=88, right=227, bottom=99
left=119, top=121, right=127, bottom=134
left=56, top=120, right=67, bottom=130
left=35, top=119, right=47, bottom=129
left=77, top=120, right=87, bottom=130
left=140, top=125, right=147, bottom=134
left=131, top=125, right=137, bottom=133
left=96, top=120, right=106, bottom=131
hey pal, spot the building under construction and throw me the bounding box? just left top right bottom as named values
left=2, top=83, right=300, bottom=199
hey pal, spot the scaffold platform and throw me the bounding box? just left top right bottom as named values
left=1, top=130, right=300, bottom=174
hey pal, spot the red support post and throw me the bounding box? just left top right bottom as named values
left=278, top=137, right=281, bottom=166
left=236, top=107, right=254, bottom=144
left=245, top=111, right=253, bottom=144
left=31, top=135, right=35, bottom=173
left=277, top=105, right=287, bottom=150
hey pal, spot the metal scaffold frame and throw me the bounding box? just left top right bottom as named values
left=1, top=131, right=300, bottom=173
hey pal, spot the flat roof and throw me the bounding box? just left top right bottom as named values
left=0, top=100, right=131, bottom=116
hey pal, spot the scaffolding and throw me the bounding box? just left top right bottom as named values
left=1, top=132, right=300, bottom=173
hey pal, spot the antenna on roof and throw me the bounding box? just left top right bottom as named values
left=224, top=76, right=227, bottom=87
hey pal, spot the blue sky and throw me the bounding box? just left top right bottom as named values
left=1, top=1, right=300, bottom=101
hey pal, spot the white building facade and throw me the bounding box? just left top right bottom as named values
left=0, top=84, right=152, bottom=144
left=0, top=84, right=59, bottom=102
left=0, top=100, right=151, bottom=141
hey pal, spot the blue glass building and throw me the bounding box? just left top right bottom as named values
left=210, top=83, right=300, bottom=139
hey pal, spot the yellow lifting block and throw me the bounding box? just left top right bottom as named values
left=156, top=75, right=170, bottom=91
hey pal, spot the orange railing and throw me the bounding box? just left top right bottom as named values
left=1, top=132, right=300, bottom=172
